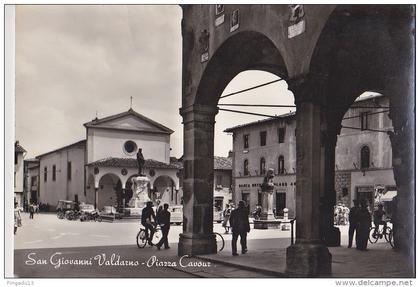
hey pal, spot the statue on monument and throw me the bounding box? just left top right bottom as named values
left=136, top=148, right=145, bottom=176
left=262, top=168, right=275, bottom=191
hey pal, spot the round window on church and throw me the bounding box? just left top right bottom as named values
left=124, top=140, right=137, bottom=155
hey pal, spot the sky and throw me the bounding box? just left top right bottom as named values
left=15, top=5, right=295, bottom=159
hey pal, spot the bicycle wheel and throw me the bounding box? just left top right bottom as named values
left=151, top=229, right=162, bottom=246
left=214, top=232, right=225, bottom=252
left=384, top=227, right=392, bottom=243
left=368, top=227, right=379, bottom=243
left=137, top=229, right=147, bottom=248
left=388, top=229, right=395, bottom=248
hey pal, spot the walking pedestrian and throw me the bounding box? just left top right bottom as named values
left=29, top=203, right=35, bottom=219
left=14, top=202, right=21, bottom=235
left=222, top=204, right=231, bottom=234
left=356, top=200, right=371, bottom=251
left=156, top=203, right=171, bottom=250
left=348, top=199, right=360, bottom=248
left=229, top=200, right=250, bottom=256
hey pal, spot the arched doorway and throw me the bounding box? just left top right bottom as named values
left=309, top=4, right=414, bottom=273
left=152, top=175, right=176, bottom=205
left=97, top=173, right=121, bottom=210
left=179, top=29, right=290, bottom=257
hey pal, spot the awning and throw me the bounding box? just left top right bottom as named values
left=380, top=190, right=397, bottom=202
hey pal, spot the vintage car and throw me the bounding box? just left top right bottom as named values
left=99, top=205, right=123, bottom=220
left=56, top=200, right=76, bottom=219
left=79, top=203, right=99, bottom=221
left=164, top=205, right=222, bottom=225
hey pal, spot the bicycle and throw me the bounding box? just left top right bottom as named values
left=136, top=224, right=162, bottom=248
left=368, top=223, right=392, bottom=244
left=214, top=232, right=225, bottom=252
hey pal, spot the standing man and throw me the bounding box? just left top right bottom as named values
left=29, top=202, right=35, bottom=219
left=141, top=201, right=156, bottom=246
left=229, top=200, right=250, bottom=256
left=356, top=200, right=371, bottom=251
left=156, top=203, right=171, bottom=250
left=348, top=199, right=360, bottom=248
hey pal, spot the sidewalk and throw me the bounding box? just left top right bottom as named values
left=193, top=237, right=414, bottom=278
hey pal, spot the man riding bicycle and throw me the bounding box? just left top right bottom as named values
left=373, top=204, right=387, bottom=238
left=141, top=201, right=156, bottom=246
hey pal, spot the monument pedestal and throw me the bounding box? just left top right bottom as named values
left=125, top=175, right=151, bottom=217
left=254, top=178, right=282, bottom=229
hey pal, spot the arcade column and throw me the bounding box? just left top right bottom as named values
left=178, top=104, right=218, bottom=256
left=286, top=76, right=331, bottom=277
left=319, top=127, right=341, bottom=247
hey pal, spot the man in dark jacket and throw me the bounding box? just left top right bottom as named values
left=156, top=203, right=171, bottom=250
left=356, top=200, right=371, bottom=251
left=141, top=201, right=156, bottom=246
left=229, top=200, right=250, bottom=256
left=348, top=199, right=360, bottom=248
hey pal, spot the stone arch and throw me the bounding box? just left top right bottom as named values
left=195, top=31, right=289, bottom=107
left=180, top=29, right=291, bottom=257
left=97, top=173, right=121, bottom=210
left=308, top=5, right=414, bottom=264
left=151, top=175, right=177, bottom=205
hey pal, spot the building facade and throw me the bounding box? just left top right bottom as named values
left=34, top=109, right=181, bottom=211
left=226, top=94, right=396, bottom=216
left=225, top=112, right=297, bottom=217
left=335, top=94, right=395, bottom=212
left=23, top=158, right=40, bottom=209
left=14, top=141, right=26, bottom=208
left=213, top=156, right=233, bottom=210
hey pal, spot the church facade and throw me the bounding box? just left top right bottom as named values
left=35, top=109, right=181, bottom=211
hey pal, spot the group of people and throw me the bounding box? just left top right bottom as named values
left=348, top=199, right=388, bottom=251
left=221, top=201, right=252, bottom=256
left=141, top=200, right=251, bottom=256
left=141, top=201, right=171, bottom=250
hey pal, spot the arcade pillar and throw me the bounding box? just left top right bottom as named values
left=320, top=128, right=341, bottom=247
left=286, top=76, right=331, bottom=277
left=178, top=104, right=218, bottom=256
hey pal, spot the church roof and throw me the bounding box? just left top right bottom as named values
left=36, top=140, right=86, bottom=159
left=87, top=157, right=182, bottom=170
left=83, top=108, right=174, bottom=134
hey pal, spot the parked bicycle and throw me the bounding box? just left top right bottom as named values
left=136, top=225, right=162, bottom=248
left=214, top=232, right=225, bottom=252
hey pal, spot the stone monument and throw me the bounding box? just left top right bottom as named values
left=254, top=168, right=282, bottom=229
left=127, top=175, right=151, bottom=215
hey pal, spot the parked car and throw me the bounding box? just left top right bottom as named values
left=99, top=205, right=123, bottom=220
left=79, top=204, right=99, bottom=221
left=56, top=200, right=76, bottom=219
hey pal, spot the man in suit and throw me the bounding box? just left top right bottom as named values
left=156, top=203, right=171, bottom=250
left=348, top=199, right=360, bottom=248
left=229, top=200, right=250, bottom=256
